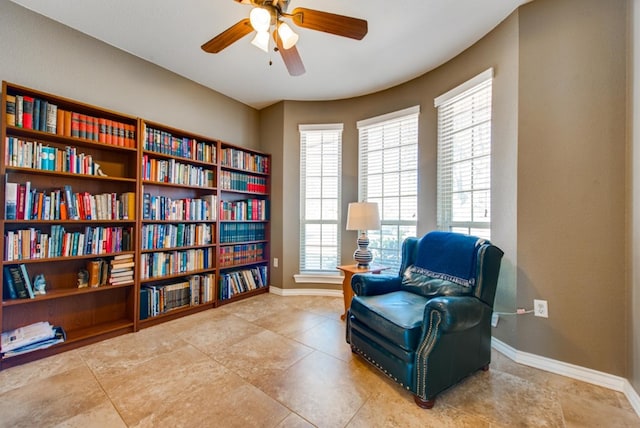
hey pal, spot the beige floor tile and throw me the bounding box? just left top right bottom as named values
left=214, top=329, right=314, bottom=384
left=255, top=350, right=387, bottom=428
left=348, top=375, right=491, bottom=428
left=275, top=413, right=316, bottom=428
left=292, top=318, right=354, bottom=362
left=560, top=392, right=640, bottom=428
left=219, top=293, right=293, bottom=322
left=0, top=365, right=118, bottom=428
left=102, top=345, right=289, bottom=427
left=253, top=307, right=328, bottom=338
left=53, top=401, right=128, bottom=428
left=439, top=369, right=565, bottom=427
left=0, top=348, right=86, bottom=395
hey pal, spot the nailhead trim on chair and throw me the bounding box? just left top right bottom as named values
left=415, top=309, right=441, bottom=400
left=351, top=345, right=409, bottom=389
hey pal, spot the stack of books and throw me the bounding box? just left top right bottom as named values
left=108, top=254, right=134, bottom=285
left=1, top=321, right=65, bottom=358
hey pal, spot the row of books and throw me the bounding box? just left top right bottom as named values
left=219, top=265, right=268, bottom=300
left=142, top=155, right=215, bottom=187
left=5, top=226, right=133, bottom=261
left=139, top=248, right=214, bottom=279
left=6, top=94, right=135, bottom=147
left=5, top=137, right=106, bottom=176
left=5, top=182, right=134, bottom=221
left=219, top=199, right=269, bottom=221
left=3, top=264, right=36, bottom=300
left=219, top=222, right=266, bottom=244
left=1, top=321, right=65, bottom=358
left=143, top=126, right=217, bottom=163
left=220, top=147, right=269, bottom=174
left=139, top=273, right=215, bottom=319
left=219, top=171, right=267, bottom=193
left=142, top=194, right=217, bottom=221
left=218, top=243, right=266, bottom=267
left=141, top=223, right=213, bottom=250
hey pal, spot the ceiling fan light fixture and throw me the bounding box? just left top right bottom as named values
left=251, top=30, right=270, bottom=52
left=277, top=22, right=299, bottom=50
left=249, top=7, right=271, bottom=32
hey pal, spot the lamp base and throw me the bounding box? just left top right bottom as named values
left=353, top=232, right=373, bottom=269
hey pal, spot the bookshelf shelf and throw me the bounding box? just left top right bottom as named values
left=2, top=281, right=135, bottom=306
left=0, top=81, right=270, bottom=369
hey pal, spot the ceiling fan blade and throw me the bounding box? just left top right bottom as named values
left=290, top=7, right=368, bottom=40
left=201, top=18, right=253, bottom=53
left=273, top=30, right=305, bottom=76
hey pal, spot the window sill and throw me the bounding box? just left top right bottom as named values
left=294, top=273, right=343, bottom=285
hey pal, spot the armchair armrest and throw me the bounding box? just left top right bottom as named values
left=423, top=296, right=487, bottom=333
left=351, top=274, right=401, bottom=296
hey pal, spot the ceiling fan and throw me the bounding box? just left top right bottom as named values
left=201, top=0, right=368, bottom=76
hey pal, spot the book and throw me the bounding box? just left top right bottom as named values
left=5, top=265, right=30, bottom=299
left=3, top=326, right=65, bottom=358
left=87, top=260, right=102, bottom=288
left=5, top=182, right=18, bottom=220
left=46, top=103, right=57, bottom=133
left=15, top=95, right=23, bottom=128
left=5, top=94, right=16, bottom=126
left=22, top=96, right=34, bottom=129
left=19, top=264, right=35, bottom=299
left=2, top=266, right=18, bottom=299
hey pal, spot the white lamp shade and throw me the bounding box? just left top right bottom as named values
left=277, top=22, right=299, bottom=50
left=346, top=202, right=381, bottom=231
left=249, top=7, right=271, bottom=32
left=251, top=31, right=270, bottom=52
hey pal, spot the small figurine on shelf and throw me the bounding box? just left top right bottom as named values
left=77, top=269, right=89, bottom=288
left=33, top=274, right=47, bottom=295
left=94, top=161, right=107, bottom=177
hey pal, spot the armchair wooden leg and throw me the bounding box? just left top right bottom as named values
left=414, top=395, right=435, bottom=409
left=481, top=364, right=490, bottom=371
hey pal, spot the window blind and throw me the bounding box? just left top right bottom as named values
left=357, top=106, right=419, bottom=272
left=436, top=69, right=493, bottom=239
left=299, top=124, right=343, bottom=273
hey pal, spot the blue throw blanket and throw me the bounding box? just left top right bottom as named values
left=414, top=231, right=485, bottom=287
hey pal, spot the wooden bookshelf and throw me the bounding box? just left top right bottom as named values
left=217, top=142, right=270, bottom=303
left=1, top=82, right=271, bottom=368
left=0, top=81, right=139, bottom=369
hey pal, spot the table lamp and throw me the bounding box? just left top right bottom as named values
left=346, top=202, right=381, bottom=268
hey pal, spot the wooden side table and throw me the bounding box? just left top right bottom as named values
left=337, top=264, right=389, bottom=320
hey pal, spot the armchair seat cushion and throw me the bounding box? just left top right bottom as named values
left=350, top=291, right=429, bottom=351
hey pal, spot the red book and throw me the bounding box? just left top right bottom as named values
left=79, top=114, right=87, bottom=139
left=71, top=112, right=80, bottom=138
left=16, top=184, right=25, bottom=220
left=22, top=96, right=34, bottom=129
left=98, top=118, right=107, bottom=143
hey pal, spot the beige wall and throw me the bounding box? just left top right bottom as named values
left=631, top=0, right=640, bottom=394
left=265, top=0, right=630, bottom=376
left=516, top=0, right=627, bottom=375
left=0, top=0, right=260, bottom=148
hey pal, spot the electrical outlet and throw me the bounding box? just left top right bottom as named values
left=534, top=299, right=548, bottom=318
left=273, top=257, right=278, bottom=268
left=491, top=313, right=499, bottom=327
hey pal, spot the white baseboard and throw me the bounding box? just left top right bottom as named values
left=269, top=286, right=342, bottom=298
left=492, top=337, right=640, bottom=417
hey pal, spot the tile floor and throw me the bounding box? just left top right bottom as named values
left=0, top=293, right=638, bottom=427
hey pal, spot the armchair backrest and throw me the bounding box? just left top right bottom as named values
left=398, top=232, right=504, bottom=307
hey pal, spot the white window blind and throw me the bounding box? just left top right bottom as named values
left=435, top=69, right=493, bottom=239
left=357, top=106, right=419, bottom=272
left=299, top=124, right=343, bottom=273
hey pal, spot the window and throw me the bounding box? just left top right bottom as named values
left=435, top=68, right=493, bottom=239
left=299, top=124, right=343, bottom=273
left=357, top=106, right=419, bottom=272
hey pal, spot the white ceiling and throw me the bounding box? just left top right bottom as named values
left=10, top=0, right=530, bottom=109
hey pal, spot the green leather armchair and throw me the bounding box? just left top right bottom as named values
left=346, top=231, right=504, bottom=409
